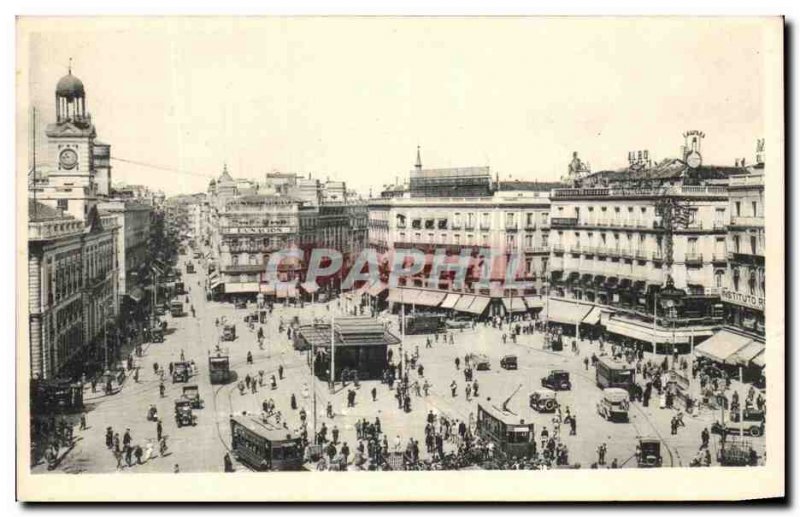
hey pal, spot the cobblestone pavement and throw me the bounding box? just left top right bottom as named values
left=34, top=256, right=765, bottom=474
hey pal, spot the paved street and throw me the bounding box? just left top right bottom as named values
left=34, top=253, right=765, bottom=474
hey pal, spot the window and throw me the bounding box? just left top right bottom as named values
left=526, top=213, right=534, bottom=226
left=715, top=270, right=724, bottom=288
left=505, top=213, right=515, bottom=227
left=399, top=232, right=406, bottom=241
left=752, top=201, right=758, bottom=218
left=438, top=219, right=448, bottom=230
left=750, top=236, right=757, bottom=255
left=506, top=234, right=516, bottom=247
left=414, top=232, right=421, bottom=242
left=412, top=219, right=421, bottom=229
left=440, top=233, right=446, bottom=243
left=481, top=234, right=488, bottom=245
left=57, top=199, right=68, bottom=211
left=454, top=234, right=461, bottom=244
left=733, top=235, right=740, bottom=253
left=688, top=238, right=698, bottom=255
left=735, top=201, right=741, bottom=216
left=453, top=213, right=462, bottom=228
left=428, top=233, right=435, bottom=243
left=525, top=234, right=533, bottom=248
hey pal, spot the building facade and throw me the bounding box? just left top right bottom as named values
left=367, top=150, right=559, bottom=317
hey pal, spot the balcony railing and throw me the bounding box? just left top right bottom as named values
left=730, top=216, right=764, bottom=228
left=479, top=223, right=491, bottom=230
left=552, top=245, right=565, bottom=254
left=550, top=217, right=578, bottom=228
left=684, top=253, right=703, bottom=265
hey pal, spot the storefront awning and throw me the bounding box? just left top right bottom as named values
left=225, top=282, right=259, bottom=294
left=524, top=296, right=544, bottom=309
left=415, top=290, right=447, bottom=308
left=545, top=299, right=591, bottom=325
left=209, top=277, right=222, bottom=289
left=694, top=329, right=755, bottom=365
left=751, top=350, right=765, bottom=368
left=502, top=297, right=527, bottom=313
left=260, top=283, right=276, bottom=295
left=440, top=293, right=461, bottom=309
left=732, top=340, right=765, bottom=366
left=464, top=296, right=491, bottom=315
left=582, top=306, right=604, bottom=325
left=287, top=285, right=298, bottom=298
left=276, top=286, right=288, bottom=299
left=300, top=281, right=319, bottom=294
left=454, top=295, right=477, bottom=312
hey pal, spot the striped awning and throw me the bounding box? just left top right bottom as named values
left=440, top=293, right=461, bottom=309
left=545, top=299, right=591, bottom=325
left=465, top=296, right=491, bottom=315
left=415, top=290, right=447, bottom=307
left=454, top=295, right=477, bottom=312
left=582, top=306, right=604, bottom=325
left=502, top=297, right=527, bottom=313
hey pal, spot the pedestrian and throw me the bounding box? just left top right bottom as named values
left=113, top=433, right=121, bottom=453
left=332, top=425, right=340, bottom=444
left=156, top=419, right=163, bottom=441
left=159, top=382, right=165, bottom=398
left=278, top=365, right=284, bottom=380
left=159, top=436, right=168, bottom=456
left=327, top=401, right=334, bottom=419
left=173, top=464, right=180, bottom=473
left=271, top=375, right=277, bottom=390
left=114, top=448, right=124, bottom=470
left=473, top=380, right=479, bottom=397
left=79, top=413, right=87, bottom=431
left=291, top=393, right=297, bottom=410
left=455, top=357, right=460, bottom=370
left=125, top=445, right=133, bottom=467
left=105, top=427, right=113, bottom=448
left=450, top=380, right=457, bottom=397
left=371, top=386, right=377, bottom=402
left=224, top=452, right=234, bottom=472
left=569, top=414, right=577, bottom=436
left=247, top=351, right=253, bottom=365
left=123, top=428, right=132, bottom=448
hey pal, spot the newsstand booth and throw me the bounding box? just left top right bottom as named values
left=294, top=317, right=401, bottom=382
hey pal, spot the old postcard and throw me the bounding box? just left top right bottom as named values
left=15, top=16, right=785, bottom=501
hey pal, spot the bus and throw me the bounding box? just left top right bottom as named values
left=170, top=300, right=184, bottom=317
left=596, top=356, right=636, bottom=390
left=209, top=354, right=231, bottom=384
left=476, top=403, right=535, bottom=459
left=401, top=313, right=446, bottom=335
left=230, top=414, right=304, bottom=471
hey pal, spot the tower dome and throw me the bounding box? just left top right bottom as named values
left=55, top=61, right=88, bottom=124
left=56, top=71, right=85, bottom=99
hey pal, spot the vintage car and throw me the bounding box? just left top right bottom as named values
left=468, top=353, right=491, bottom=371
left=234, top=300, right=248, bottom=310
left=597, top=387, right=630, bottom=422
left=712, top=418, right=764, bottom=438
left=500, top=355, right=518, bottom=370
left=637, top=438, right=663, bottom=468
left=222, top=324, right=236, bottom=341
left=182, top=385, right=203, bottom=409
left=245, top=311, right=260, bottom=323
left=717, top=440, right=758, bottom=466
left=151, top=328, right=164, bottom=343
left=174, top=397, right=196, bottom=428
left=172, top=361, right=191, bottom=383
left=186, top=262, right=195, bottom=274
left=541, top=370, right=572, bottom=391
left=529, top=388, right=559, bottom=413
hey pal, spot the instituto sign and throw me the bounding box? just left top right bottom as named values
left=721, top=288, right=765, bottom=311
left=224, top=226, right=293, bottom=235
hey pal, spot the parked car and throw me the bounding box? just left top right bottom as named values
left=530, top=388, right=558, bottom=413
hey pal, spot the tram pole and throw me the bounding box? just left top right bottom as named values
left=330, top=314, right=335, bottom=393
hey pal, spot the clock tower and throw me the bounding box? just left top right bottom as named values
left=40, top=63, right=99, bottom=222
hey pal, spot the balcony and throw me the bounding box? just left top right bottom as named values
left=552, top=245, right=565, bottom=254
left=652, top=251, right=664, bottom=262
left=684, top=253, right=703, bottom=266
left=464, top=223, right=475, bottom=231
left=730, top=216, right=764, bottom=228
left=505, top=223, right=519, bottom=231
left=479, top=223, right=491, bottom=230
left=633, top=249, right=648, bottom=261
left=550, top=217, right=578, bottom=228
left=711, top=254, right=728, bottom=264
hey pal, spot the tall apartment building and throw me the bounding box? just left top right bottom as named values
left=368, top=149, right=559, bottom=317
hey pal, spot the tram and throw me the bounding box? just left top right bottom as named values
left=476, top=403, right=535, bottom=459
left=229, top=414, right=304, bottom=471
left=595, top=356, right=635, bottom=391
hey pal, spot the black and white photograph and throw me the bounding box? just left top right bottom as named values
left=14, top=15, right=785, bottom=502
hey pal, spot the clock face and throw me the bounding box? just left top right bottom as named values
left=686, top=151, right=702, bottom=169
left=59, top=148, right=78, bottom=170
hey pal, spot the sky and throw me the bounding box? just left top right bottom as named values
left=19, top=17, right=773, bottom=196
